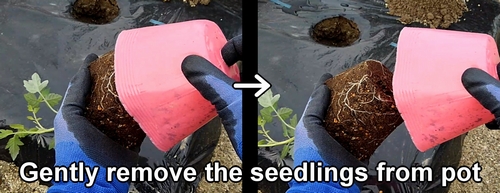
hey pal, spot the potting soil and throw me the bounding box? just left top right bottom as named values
left=258, top=0, right=500, bottom=192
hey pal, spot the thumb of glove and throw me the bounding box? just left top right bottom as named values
left=181, top=55, right=243, bottom=159
left=462, top=67, right=500, bottom=128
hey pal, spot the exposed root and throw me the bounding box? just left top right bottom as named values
left=334, top=74, right=396, bottom=124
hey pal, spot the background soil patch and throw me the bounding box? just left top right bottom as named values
left=311, top=16, right=360, bottom=47
left=324, top=60, right=403, bottom=161
left=72, top=0, right=120, bottom=24
left=385, top=0, right=468, bottom=28
left=84, top=51, right=146, bottom=151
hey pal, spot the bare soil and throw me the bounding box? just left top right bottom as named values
left=385, top=0, right=468, bottom=28
left=84, top=51, right=146, bottom=151
left=311, top=16, right=360, bottom=47
left=72, top=0, right=120, bottom=24
left=324, top=60, right=403, bottom=161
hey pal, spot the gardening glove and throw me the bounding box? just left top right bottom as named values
left=461, top=64, right=500, bottom=130
left=48, top=54, right=139, bottom=193
left=180, top=34, right=242, bottom=159
left=287, top=73, right=364, bottom=193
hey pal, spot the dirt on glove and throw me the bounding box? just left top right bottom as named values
left=84, top=51, right=146, bottom=151
left=385, top=0, right=468, bottom=28
left=324, top=60, right=403, bottom=161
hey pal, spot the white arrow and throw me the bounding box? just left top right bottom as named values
left=232, top=74, right=272, bottom=98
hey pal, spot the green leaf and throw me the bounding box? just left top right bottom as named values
left=277, top=107, right=293, bottom=120
left=290, top=114, right=298, bottom=128
left=40, top=87, right=50, bottom=98
left=258, top=130, right=264, bottom=134
left=23, top=73, right=46, bottom=94
left=281, top=144, right=290, bottom=159
left=32, top=107, right=40, bottom=114
left=44, top=93, right=62, bottom=107
left=282, top=123, right=289, bottom=138
left=27, top=116, right=35, bottom=121
left=48, top=138, right=55, bottom=150
left=288, top=144, right=294, bottom=157
left=0, top=130, right=13, bottom=139
left=258, top=115, right=266, bottom=126
left=24, top=93, right=41, bottom=108
left=17, top=133, right=30, bottom=138
left=258, top=139, right=268, bottom=146
left=260, top=107, right=274, bottom=123
left=6, top=135, right=23, bottom=161
left=9, top=124, right=25, bottom=131
left=258, top=90, right=273, bottom=107
left=258, top=90, right=280, bottom=108
left=288, top=127, right=295, bottom=137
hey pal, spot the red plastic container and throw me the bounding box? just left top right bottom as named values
left=393, top=27, right=500, bottom=152
left=114, top=20, right=240, bottom=152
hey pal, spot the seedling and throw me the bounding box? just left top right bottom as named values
left=257, top=89, right=297, bottom=159
left=0, top=73, right=62, bottom=160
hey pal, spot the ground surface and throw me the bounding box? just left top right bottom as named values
left=448, top=125, right=500, bottom=192
left=196, top=127, right=242, bottom=193
left=385, top=0, right=468, bottom=28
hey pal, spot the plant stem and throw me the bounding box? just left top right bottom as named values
left=270, top=106, right=295, bottom=130
left=32, top=111, right=47, bottom=130
left=258, top=137, right=294, bottom=147
left=4, top=128, right=54, bottom=138
left=260, top=125, right=277, bottom=143
left=38, top=91, right=58, bottom=113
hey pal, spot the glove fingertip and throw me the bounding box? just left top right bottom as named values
left=84, top=53, right=99, bottom=67
left=485, top=120, right=500, bottom=130
left=461, top=68, right=488, bottom=89
left=221, top=35, right=242, bottom=66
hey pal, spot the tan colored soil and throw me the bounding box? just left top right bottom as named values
left=385, top=0, right=468, bottom=28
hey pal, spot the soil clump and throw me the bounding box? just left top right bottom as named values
left=385, top=0, right=468, bottom=28
left=311, top=16, right=360, bottom=47
left=72, top=0, right=120, bottom=24
left=84, top=51, right=146, bottom=151
left=324, top=60, right=403, bottom=161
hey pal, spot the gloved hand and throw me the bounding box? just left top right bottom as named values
left=48, top=54, right=139, bottom=193
left=461, top=64, right=500, bottom=129
left=180, top=34, right=243, bottom=159
left=288, top=73, right=365, bottom=193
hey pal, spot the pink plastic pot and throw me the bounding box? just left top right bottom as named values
left=393, top=27, right=500, bottom=152
left=114, top=20, right=240, bottom=152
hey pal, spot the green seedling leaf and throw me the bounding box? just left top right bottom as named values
left=32, top=107, right=40, bottom=114
left=258, top=130, right=264, bottom=134
left=9, top=124, right=25, bottom=131
left=258, top=90, right=280, bottom=108
left=277, top=107, right=293, bottom=120
left=0, top=130, right=13, bottom=139
left=48, top=138, right=55, bottom=150
left=27, top=116, right=35, bottom=121
left=23, top=73, right=48, bottom=94
left=258, top=139, right=268, bottom=146
left=281, top=144, right=290, bottom=159
left=258, top=90, right=273, bottom=107
left=290, top=114, right=298, bottom=128
left=45, top=93, right=62, bottom=107
left=288, top=144, right=294, bottom=157
left=40, top=87, right=50, bottom=98
left=24, top=93, right=41, bottom=108
left=287, top=127, right=295, bottom=137
left=260, top=107, right=274, bottom=123
left=6, top=135, right=23, bottom=161
left=258, top=115, right=266, bottom=126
